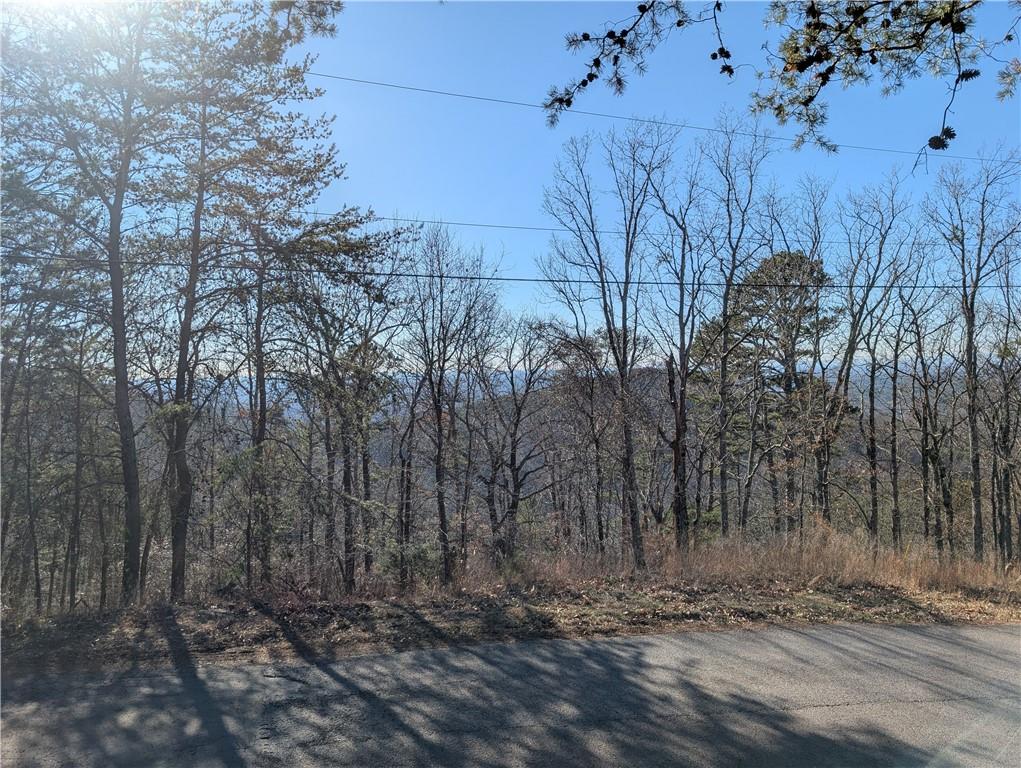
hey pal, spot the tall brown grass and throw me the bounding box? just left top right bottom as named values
left=252, top=528, right=1021, bottom=606
left=449, top=528, right=1021, bottom=597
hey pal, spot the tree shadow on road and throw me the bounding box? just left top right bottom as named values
left=2, top=609, right=247, bottom=768
left=245, top=605, right=945, bottom=767
left=5, top=622, right=1016, bottom=767
left=158, top=611, right=245, bottom=767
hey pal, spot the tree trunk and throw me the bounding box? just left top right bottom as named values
left=251, top=267, right=272, bottom=587
left=67, top=336, right=86, bottom=610
left=169, top=108, right=207, bottom=602
left=107, top=115, right=143, bottom=605
left=98, top=501, right=110, bottom=612
left=889, top=344, right=902, bottom=549
left=718, top=353, right=730, bottom=537
left=361, top=433, right=373, bottom=573
left=931, top=448, right=954, bottom=554
left=139, top=525, right=154, bottom=604
left=666, top=354, right=690, bottom=550
left=324, top=411, right=337, bottom=569
left=866, top=356, right=880, bottom=549
left=767, top=449, right=781, bottom=534
left=621, top=415, right=646, bottom=570
left=341, top=419, right=356, bottom=595
left=23, top=359, right=43, bottom=614
left=964, top=304, right=983, bottom=561
left=398, top=445, right=414, bottom=591
left=397, top=384, right=422, bottom=592
left=458, top=429, right=473, bottom=567
left=110, top=218, right=143, bottom=605
left=433, top=395, right=452, bottom=585
left=920, top=400, right=932, bottom=542
left=593, top=437, right=606, bottom=555
left=1001, top=464, right=1014, bottom=561
left=306, top=420, right=316, bottom=579
left=782, top=363, right=797, bottom=534
left=991, top=459, right=1001, bottom=564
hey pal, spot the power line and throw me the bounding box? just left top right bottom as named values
left=306, top=71, right=1014, bottom=165
left=2, top=17, right=1010, bottom=165
left=298, top=211, right=988, bottom=249
left=5, top=253, right=1012, bottom=292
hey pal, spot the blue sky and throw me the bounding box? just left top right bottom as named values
left=302, top=1, right=1020, bottom=311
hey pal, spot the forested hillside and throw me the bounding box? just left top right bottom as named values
left=3, top=1, right=1019, bottom=619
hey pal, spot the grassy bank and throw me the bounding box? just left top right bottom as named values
left=4, top=533, right=1019, bottom=677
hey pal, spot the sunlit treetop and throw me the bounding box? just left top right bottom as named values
left=269, top=0, right=343, bottom=43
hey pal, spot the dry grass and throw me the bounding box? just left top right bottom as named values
left=456, top=529, right=1020, bottom=596
left=4, top=532, right=1018, bottom=678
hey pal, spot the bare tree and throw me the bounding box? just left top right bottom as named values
left=926, top=158, right=1021, bottom=561
left=473, top=317, right=552, bottom=559
left=407, top=227, right=496, bottom=584
left=543, top=126, right=671, bottom=569
left=700, top=123, right=772, bottom=535
left=650, top=139, right=709, bottom=549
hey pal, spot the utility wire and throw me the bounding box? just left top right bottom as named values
left=306, top=71, right=1015, bottom=165
left=5, top=253, right=1012, bottom=292
left=297, top=210, right=991, bottom=249
left=1, top=16, right=1009, bottom=164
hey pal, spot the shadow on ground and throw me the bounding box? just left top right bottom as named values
left=3, top=618, right=1019, bottom=767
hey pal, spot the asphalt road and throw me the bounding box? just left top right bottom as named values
left=3, top=623, right=1019, bottom=767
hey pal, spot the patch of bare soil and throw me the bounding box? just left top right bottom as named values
left=4, top=580, right=1019, bottom=678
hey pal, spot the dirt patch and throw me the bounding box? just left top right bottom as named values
left=4, top=579, right=1019, bottom=678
